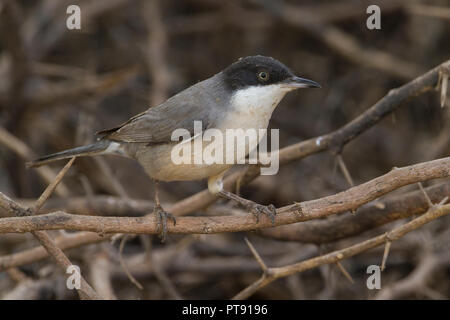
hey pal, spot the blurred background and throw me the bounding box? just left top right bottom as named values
left=0, top=0, right=449, bottom=299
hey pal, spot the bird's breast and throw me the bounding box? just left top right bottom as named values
left=228, top=84, right=288, bottom=127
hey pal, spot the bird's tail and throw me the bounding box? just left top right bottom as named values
left=26, top=140, right=112, bottom=168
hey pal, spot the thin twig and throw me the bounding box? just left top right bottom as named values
left=118, top=235, right=143, bottom=290
left=244, top=237, right=268, bottom=273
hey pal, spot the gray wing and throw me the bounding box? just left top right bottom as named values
left=98, top=73, right=227, bottom=144
left=97, top=76, right=226, bottom=144
left=99, top=101, right=211, bottom=144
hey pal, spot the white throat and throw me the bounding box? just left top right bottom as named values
left=230, top=84, right=290, bottom=116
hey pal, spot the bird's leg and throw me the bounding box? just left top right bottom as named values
left=152, top=180, right=176, bottom=242
left=208, top=173, right=277, bottom=224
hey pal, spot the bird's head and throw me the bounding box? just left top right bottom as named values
left=223, top=55, right=320, bottom=91
left=222, top=55, right=320, bottom=112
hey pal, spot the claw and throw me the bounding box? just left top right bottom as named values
left=245, top=202, right=277, bottom=224
left=153, top=204, right=176, bottom=242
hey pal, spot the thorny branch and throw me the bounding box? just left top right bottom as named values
left=0, top=157, right=448, bottom=235
left=233, top=202, right=450, bottom=299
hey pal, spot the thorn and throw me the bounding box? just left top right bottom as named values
left=336, top=155, right=357, bottom=214
left=110, top=233, right=125, bottom=245
left=293, top=202, right=303, bottom=216
left=438, top=196, right=448, bottom=206
left=418, top=182, right=433, bottom=208
left=235, top=173, right=244, bottom=196
left=439, top=71, right=448, bottom=108
left=336, top=154, right=354, bottom=187
left=374, top=201, right=386, bottom=209
left=335, top=261, right=354, bottom=284
left=381, top=240, right=392, bottom=271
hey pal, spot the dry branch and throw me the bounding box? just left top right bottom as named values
left=15, top=196, right=154, bottom=216
left=0, top=157, right=448, bottom=235
left=259, top=181, right=450, bottom=243
left=12, top=181, right=449, bottom=246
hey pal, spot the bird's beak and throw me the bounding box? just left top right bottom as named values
left=282, top=76, right=321, bottom=89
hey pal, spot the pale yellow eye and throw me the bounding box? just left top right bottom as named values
left=258, top=71, right=269, bottom=81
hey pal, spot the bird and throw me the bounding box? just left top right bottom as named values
left=27, top=55, right=320, bottom=241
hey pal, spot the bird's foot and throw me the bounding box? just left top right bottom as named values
left=244, top=202, right=277, bottom=224
left=216, top=189, right=277, bottom=224
left=153, top=204, right=176, bottom=242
